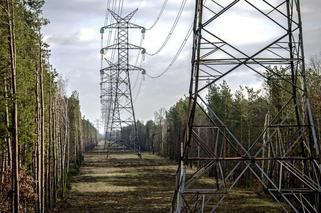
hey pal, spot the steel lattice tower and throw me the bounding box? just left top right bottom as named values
left=100, top=9, right=145, bottom=148
left=173, top=0, right=321, bottom=212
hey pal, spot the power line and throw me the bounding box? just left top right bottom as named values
left=132, top=52, right=144, bottom=91
left=106, top=0, right=117, bottom=49
left=104, top=0, right=111, bottom=25
left=134, top=32, right=145, bottom=66
left=101, top=0, right=115, bottom=69
left=146, top=0, right=188, bottom=56
left=133, top=75, right=144, bottom=103
left=146, top=23, right=193, bottom=79
left=118, top=0, right=124, bottom=15
left=132, top=37, right=145, bottom=90
left=146, top=0, right=169, bottom=31
left=110, top=0, right=122, bottom=62
left=132, top=71, right=141, bottom=91
left=136, top=0, right=145, bottom=9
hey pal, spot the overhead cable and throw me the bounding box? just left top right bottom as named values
left=146, top=0, right=188, bottom=56
left=146, top=0, right=169, bottom=30
left=133, top=76, right=144, bottom=103
left=132, top=57, right=145, bottom=90
left=146, top=23, right=193, bottom=79
left=118, top=0, right=124, bottom=15
left=137, top=0, right=145, bottom=9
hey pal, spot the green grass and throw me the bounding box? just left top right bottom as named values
left=52, top=145, right=284, bottom=212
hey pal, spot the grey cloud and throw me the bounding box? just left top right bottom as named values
left=43, top=0, right=321, bottom=125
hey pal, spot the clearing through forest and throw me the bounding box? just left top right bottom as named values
left=54, top=142, right=284, bottom=212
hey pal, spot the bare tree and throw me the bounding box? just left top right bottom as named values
left=310, top=52, right=321, bottom=74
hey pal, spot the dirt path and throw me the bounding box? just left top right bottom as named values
left=56, top=143, right=176, bottom=212
left=55, top=143, right=283, bottom=212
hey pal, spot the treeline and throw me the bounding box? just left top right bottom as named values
left=0, top=0, right=98, bottom=212
left=130, top=59, right=321, bottom=162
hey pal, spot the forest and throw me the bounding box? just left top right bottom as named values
left=0, top=0, right=98, bottom=212
left=130, top=61, right=321, bottom=165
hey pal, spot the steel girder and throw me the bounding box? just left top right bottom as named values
left=173, top=0, right=321, bottom=212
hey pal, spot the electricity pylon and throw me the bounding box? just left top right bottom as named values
left=100, top=9, right=145, bottom=149
left=173, top=0, right=321, bottom=212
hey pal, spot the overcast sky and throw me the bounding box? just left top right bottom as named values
left=43, top=0, right=321, bottom=131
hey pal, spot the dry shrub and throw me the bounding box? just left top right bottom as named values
left=0, top=169, right=37, bottom=212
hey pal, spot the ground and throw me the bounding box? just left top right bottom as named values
left=54, top=143, right=284, bottom=212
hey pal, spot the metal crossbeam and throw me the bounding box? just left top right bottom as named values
left=173, top=0, right=321, bottom=212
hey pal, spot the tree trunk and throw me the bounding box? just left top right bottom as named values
left=35, top=54, right=41, bottom=213
left=1, top=151, right=4, bottom=184
left=6, top=0, right=19, bottom=211
left=3, top=72, right=12, bottom=168
left=39, top=33, right=45, bottom=213
left=48, top=75, right=53, bottom=209
left=52, top=98, right=57, bottom=205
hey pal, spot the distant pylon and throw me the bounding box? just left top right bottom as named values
left=100, top=9, right=145, bottom=149
left=172, top=0, right=321, bottom=212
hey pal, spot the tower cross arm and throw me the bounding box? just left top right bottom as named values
left=100, top=22, right=145, bottom=33
left=128, top=23, right=145, bottom=31
left=101, top=9, right=145, bottom=33
left=100, top=23, right=118, bottom=33
left=128, top=64, right=145, bottom=72
left=101, top=43, right=145, bottom=54
left=128, top=43, right=145, bottom=51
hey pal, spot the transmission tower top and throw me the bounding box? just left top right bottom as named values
left=100, top=9, right=145, bottom=34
